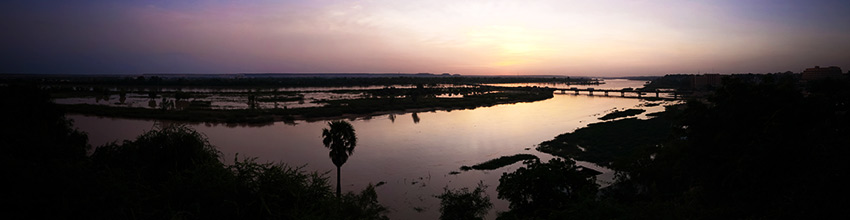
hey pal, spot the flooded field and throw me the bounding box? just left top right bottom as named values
left=52, top=84, right=484, bottom=110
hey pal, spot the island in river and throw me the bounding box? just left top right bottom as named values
left=1, top=74, right=611, bottom=124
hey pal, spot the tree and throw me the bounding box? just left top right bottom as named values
left=496, top=158, right=598, bottom=219
left=322, top=120, right=358, bottom=197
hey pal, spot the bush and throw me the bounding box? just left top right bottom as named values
left=496, top=158, right=598, bottom=219
left=435, top=182, right=493, bottom=220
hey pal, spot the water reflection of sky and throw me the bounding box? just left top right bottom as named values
left=69, top=80, right=668, bottom=220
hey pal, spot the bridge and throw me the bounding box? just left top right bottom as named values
left=551, top=87, right=681, bottom=99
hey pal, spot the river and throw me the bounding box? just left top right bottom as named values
left=69, top=79, right=666, bottom=219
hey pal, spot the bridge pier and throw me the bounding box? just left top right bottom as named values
left=604, top=91, right=608, bottom=96
left=621, top=91, right=625, bottom=97
left=575, top=90, right=579, bottom=95
left=656, top=92, right=659, bottom=97
left=589, top=91, right=593, bottom=96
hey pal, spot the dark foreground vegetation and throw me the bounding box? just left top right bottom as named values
left=495, top=74, right=849, bottom=219
left=1, top=85, right=387, bottom=219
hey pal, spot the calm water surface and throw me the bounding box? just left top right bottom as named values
left=70, top=80, right=666, bottom=219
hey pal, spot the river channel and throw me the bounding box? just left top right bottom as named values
left=69, top=79, right=667, bottom=219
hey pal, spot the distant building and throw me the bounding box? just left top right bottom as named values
left=802, top=66, right=842, bottom=81
left=692, top=74, right=721, bottom=90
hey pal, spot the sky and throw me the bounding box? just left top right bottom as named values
left=2, top=0, right=849, bottom=76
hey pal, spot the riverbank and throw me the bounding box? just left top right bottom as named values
left=536, top=105, right=678, bottom=169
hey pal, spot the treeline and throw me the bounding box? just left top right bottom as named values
left=643, top=71, right=800, bottom=90
left=0, top=85, right=388, bottom=219
left=1, top=74, right=599, bottom=88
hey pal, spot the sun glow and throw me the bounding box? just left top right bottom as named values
left=465, top=26, right=553, bottom=67
left=5, top=0, right=849, bottom=75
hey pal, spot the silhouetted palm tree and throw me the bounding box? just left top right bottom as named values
left=322, top=120, right=357, bottom=197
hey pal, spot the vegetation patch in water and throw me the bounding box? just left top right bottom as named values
left=460, top=154, right=539, bottom=171
left=538, top=110, right=675, bottom=168
left=598, top=109, right=646, bottom=120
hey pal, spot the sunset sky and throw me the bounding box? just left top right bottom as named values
left=2, top=0, right=849, bottom=76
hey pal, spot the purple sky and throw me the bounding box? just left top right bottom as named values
left=2, top=0, right=849, bottom=76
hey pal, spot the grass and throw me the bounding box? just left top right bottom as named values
left=460, top=154, right=539, bottom=171
left=537, top=112, right=674, bottom=168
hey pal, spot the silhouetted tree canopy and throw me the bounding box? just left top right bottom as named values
left=496, top=158, right=599, bottom=219
left=435, top=183, right=493, bottom=220
left=0, top=84, right=89, bottom=162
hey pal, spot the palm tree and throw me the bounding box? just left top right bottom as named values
left=322, top=120, right=357, bottom=197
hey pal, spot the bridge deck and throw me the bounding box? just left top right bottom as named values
left=550, top=88, right=681, bottom=99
